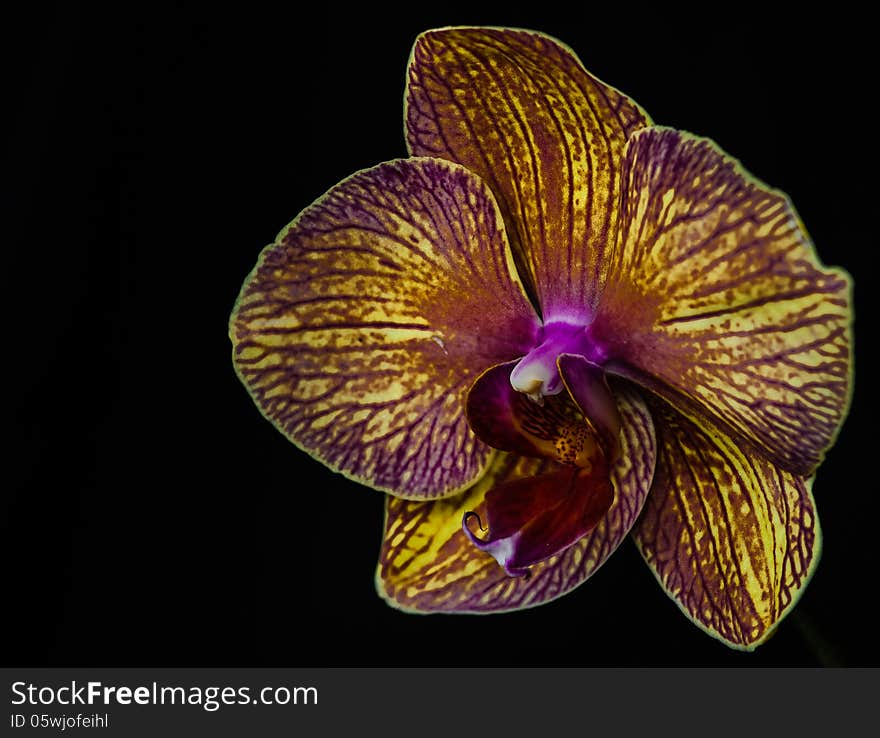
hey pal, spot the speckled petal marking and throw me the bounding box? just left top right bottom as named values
left=230, top=158, right=540, bottom=499
left=465, top=360, right=600, bottom=465
left=558, top=353, right=623, bottom=459
left=376, top=384, right=655, bottom=612
left=593, top=127, right=852, bottom=475
left=406, top=27, right=650, bottom=318
left=631, top=396, right=820, bottom=650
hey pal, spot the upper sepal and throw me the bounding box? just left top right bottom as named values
left=406, top=27, right=650, bottom=318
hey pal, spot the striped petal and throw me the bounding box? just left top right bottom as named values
left=591, top=127, right=852, bottom=475
left=376, top=384, right=655, bottom=612
left=406, top=27, right=649, bottom=320
left=632, top=397, right=820, bottom=650
left=230, top=158, right=540, bottom=499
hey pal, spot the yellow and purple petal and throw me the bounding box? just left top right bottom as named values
left=406, top=27, right=650, bottom=320
left=230, top=157, right=540, bottom=498
left=592, top=127, right=852, bottom=475
left=632, top=397, right=820, bottom=650
left=376, top=384, right=655, bottom=612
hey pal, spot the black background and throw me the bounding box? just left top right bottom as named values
left=5, top=3, right=876, bottom=667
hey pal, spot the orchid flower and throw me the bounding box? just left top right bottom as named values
left=229, top=28, right=852, bottom=649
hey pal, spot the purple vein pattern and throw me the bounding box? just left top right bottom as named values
left=230, top=158, right=540, bottom=498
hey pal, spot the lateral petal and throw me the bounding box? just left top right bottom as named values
left=592, top=127, right=852, bottom=475
left=230, top=158, right=540, bottom=499
left=406, top=27, right=650, bottom=319
left=632, top=397, right=820, bottom=650
left=376, top=384, right=655, bottom=612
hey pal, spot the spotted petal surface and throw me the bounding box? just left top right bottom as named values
left=376, top=384, right=655, bottom=612
left=466, top=360, right=601, bottom=465
left=632, top=397, right=820, bottom=650
left=406, top=27, right=650, bottom=319
left=230, top=158, right=540, bottom=499
left=592, top=127, right=852, bottom=475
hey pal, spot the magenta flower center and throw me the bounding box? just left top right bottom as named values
left=509, top=320, right=606, bottom=399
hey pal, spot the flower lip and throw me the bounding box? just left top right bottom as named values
left=509, top=320, right=607, bottom=398
left=461, top=462, right=614, bottom=577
